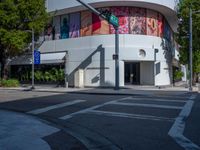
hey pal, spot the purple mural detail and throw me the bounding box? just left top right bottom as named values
left=69, top=13, right=80, bottom=38
left=164, top=20, right=171, bottom=41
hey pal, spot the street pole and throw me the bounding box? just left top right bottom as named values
left=65, top=52, right=68, bottom=88
left=115, top=27, right=119, bottom=90
left=31, top=28, right=35, bottom=89
left=189, top=7, right=193, bottom=91
left=154, top=49, right=158, bottom=86
left=76, top=0, right=103, bottom=18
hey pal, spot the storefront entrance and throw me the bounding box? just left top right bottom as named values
left=125, top=62, right=140, bottom=84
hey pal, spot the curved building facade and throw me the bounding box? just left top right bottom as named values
left=41, top=0, right=179, bottom=87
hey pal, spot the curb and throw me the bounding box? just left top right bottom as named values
left=68, top=91, right=145, bottom=96
left=1, top=87, right=197, bottom=95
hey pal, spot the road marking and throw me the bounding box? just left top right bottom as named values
left=59, top=97, right=131, bottom=120
left=151, top=94, right=190, bottom=99
left=27, top=100, right=86, bottom=115
left=122, top=97, right=187, bottom=103
left=87, top=110, right=174, bottom=122
left=189, top=94, right=197, bottom=100
left=110, top=101, right=183, bottom=110
left=168, top=94, right=200, bottom=150
left=62, top=120, right=121, bottom=150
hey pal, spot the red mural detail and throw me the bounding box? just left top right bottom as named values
left=92, top=10, right=110, bottom=35
left=129, top=7, right=146, bottom=35
left=109, top=7, right=129, bottom=34
left=92, top=13, right=101, bottom=32
left=157, top=13, right=164, bottom=37
left=81, top=11, right=92, bottom=36
left=147, top=9, right=158, bottom=36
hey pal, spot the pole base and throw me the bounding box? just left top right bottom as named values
left=114, top=87, right=120, bottom=90
left=189, top=87, right=193, bottom=91
left=30, top=86, right=35, bottom=90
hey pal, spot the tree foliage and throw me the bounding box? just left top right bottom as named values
left=0, top=0, right=48, bottom=78
left=177, top=0, right=200, bottom=74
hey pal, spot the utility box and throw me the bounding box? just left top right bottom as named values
left=74, top=69, right=84, bottom=88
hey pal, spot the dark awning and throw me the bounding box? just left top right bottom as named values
left=9, top=52, right=66, bottom=65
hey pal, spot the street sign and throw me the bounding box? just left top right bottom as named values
left=113, top=54, right=118, bottom=60
left=34, top=50, right=40, bottom=65
left=109, top=14, right=119, bottom=27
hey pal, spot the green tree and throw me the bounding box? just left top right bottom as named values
left=0, top=0, right=48, bottom=78
left=177, top=0, right=200, bottom=82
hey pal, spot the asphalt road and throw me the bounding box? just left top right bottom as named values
left=0, top=89, right=199, bottom=150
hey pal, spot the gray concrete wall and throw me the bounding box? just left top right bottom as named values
left=140, top=61, right=154, bottom=85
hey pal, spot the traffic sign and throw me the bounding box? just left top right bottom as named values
left=34, top=50, right=40, bottom=65
left=109, top=14, right=119, bottom=27
left=113, top=54, right=118, bottom=60
left=100, top=10, right=119, bottom=27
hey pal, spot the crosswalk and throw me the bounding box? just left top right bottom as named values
left=27, top=94, right=191, bottom=122
left=24, top=93, right=198, bottom=150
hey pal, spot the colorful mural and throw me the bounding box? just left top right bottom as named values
left=147, top=9, right=158, bottom=36
left=81, top=11, right=92, bottom=36
left=49, top=6, right=173, bottom=40
left=157, top=13, right=164, bottom=37
left=92, top=10, right=109, bottom=35
left=129, top=7, right=146, bottom=35
left=110, top=7, right=129, bottom=34
left=69, top=13, right=80, bottom=38
left=53, top=16, right=61, bottom=40
left=61, top=15, right=69, bottom=39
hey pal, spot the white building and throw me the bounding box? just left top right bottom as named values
left=37, top=0, right=180, bottom=87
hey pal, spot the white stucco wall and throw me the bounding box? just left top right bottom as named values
left=46, top=0, right=177, bottom=12
left=40, top=34, right=172, bottom=87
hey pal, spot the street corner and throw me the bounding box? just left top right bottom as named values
left=0, top=110, right=59, bottom=150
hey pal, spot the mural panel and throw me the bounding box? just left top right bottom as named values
left=44, top=6, right=171, bottom=41
left=129, top=7, right=146, bottom=35
left=69, top=13, right=80, bottom=38
left=157, top=13, right=164, bottom=37
left=92, top=9, right=109, bottom=35
left=53, top=16, right=61, bottom=40
left=147, top=9, right=158, bottom=36
left=164, top=20, right=171, bottom=41
left=110, top=7, right=129, bottom=34
left=81, top=11, right=92, bottom=36
left=45, top=22, right=53, bottom=41
left=61, top=15, right=69, bottom=39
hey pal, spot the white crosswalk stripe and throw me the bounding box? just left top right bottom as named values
left=110, top=101, right=183, bottom=110
left=87, top=110, right=174, bottom=122
left=27, top=100, right=86, bottom=115
left=121, top=97, right=187, bottom=103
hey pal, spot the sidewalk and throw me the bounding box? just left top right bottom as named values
left=0, top=110, right=87, bottom=150
left=0, top=83, right=198, bottom=96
